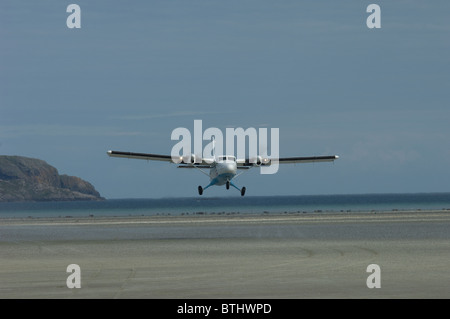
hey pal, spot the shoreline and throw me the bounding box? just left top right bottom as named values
left=1, top=209, right=449, bottom=226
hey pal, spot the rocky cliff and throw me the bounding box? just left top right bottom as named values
left=0, top=155, right=104, bottom=202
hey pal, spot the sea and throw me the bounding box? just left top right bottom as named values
left=1, top=193, right=450, bottom=218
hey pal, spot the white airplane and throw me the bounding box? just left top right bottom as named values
left=107, top=149, right=339, bottom=196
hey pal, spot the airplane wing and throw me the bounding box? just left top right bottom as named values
left=107, top=150, right=212, bottom=165
left=278, top=155, right=339, bottom=164
left=237, top=155, right=339, bottom=167
left=107, top=150, right=172, bottom=162
left=108, top=150, right=338, bottom=166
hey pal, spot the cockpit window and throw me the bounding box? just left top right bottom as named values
left=218, top=156, right=236, bottom=162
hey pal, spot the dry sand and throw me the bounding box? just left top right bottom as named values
left=1, top=211, right=449, bottom=298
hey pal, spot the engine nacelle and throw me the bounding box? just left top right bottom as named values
left=182, top=154, right=198, bottom=164
left=247, top=156, right=263, bottom=166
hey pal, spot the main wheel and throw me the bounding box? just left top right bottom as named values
left=241, top=187, right=246, bottom=196
left=198, top=186, right=203, bottom=195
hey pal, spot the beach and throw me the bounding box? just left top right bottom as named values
left=1, top=211, right=449, bottom=298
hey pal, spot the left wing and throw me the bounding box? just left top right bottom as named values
left=278, top=155, right=339, bottom=164
left=237, top=155, right=339, bottom=167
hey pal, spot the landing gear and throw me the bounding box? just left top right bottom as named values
left=197, top=182, right=245, bottom=196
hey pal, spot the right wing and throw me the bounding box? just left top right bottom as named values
left=107, top=150, right=172, bottom=162
left=237, top=155, right=339, bottom=167
left=107, top=150, right=212, bottom=166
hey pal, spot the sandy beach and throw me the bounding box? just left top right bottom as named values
left=1, top=211, right=449, bottom=298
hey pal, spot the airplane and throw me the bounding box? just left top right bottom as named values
left=107, top=148, right=339, bottom=196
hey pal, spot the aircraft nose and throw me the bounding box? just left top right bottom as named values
left=219, top=163, right=236, bottom=174
left=226, top=163, right=236, bottom=172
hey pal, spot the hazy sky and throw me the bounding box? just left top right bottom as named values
left=1, top=1, right=449, bottom=198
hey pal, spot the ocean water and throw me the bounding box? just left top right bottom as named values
left=1, top=193, right=450, bottom=218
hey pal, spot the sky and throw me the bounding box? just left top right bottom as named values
left=1, top=0, right=449, bottom=199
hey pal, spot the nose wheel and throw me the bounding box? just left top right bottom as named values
left=226, top=181, right=230, bottom=190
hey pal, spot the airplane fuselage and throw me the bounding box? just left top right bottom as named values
left=209, top=158, right=237, bottom=186
left=197, top=155, right=244, bottom=195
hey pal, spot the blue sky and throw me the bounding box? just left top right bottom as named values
left=1, top=1, right=449, bottom=198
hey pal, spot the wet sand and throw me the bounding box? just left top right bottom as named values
left=1, top=211, right=449, bottom=298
